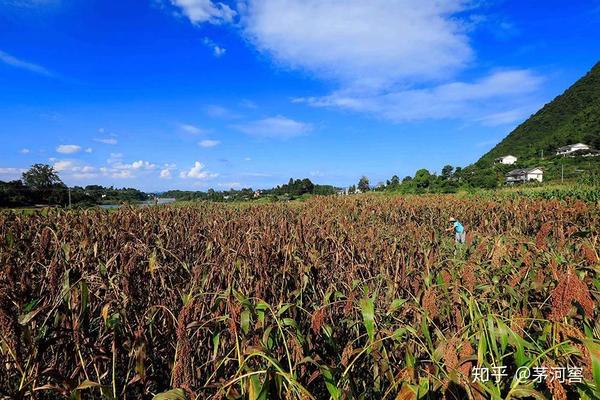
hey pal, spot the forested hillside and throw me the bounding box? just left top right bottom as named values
left=477, top=62, right=600, bottom=167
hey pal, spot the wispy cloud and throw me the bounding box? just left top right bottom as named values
left=53, top=160, right=76, bottom=172
left=168, top=0, right=236, bottom=24
left=178, top=123, right=210, bottom=135
left=94, top=129, right=118, bottom=144
left=0, top=50, right=53, bottom=76
left=164, top=1, right=545, bottom=127
left=94, top=137, right=118, bottom=145
left=0, top=167, right=26, bottom=179
left=20, top=148, right=30, bottom=154
left=296, top=70, right=544, bottom=125
left=51, top=159, right=97, bottom=178
left=198, top=139, right=220, bottom=148
left=56, top=144, right=82, bottom=154
left=203, top=37, right=227, bottom=57
left=205, top=105, right=240, bottom=119
left=218, top=182, right=241, bottom=188
left=107, top=153, right=123, bottom=163
left=239, top=0, right=543, bottom=126
left=98, top=157, right=158, bottom=178
left=232, top=115, right=312, bottom=139
left=112, top=160, right=157, bottom=171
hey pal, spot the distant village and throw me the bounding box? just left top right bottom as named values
left=494, top=142, right=598, bottom=183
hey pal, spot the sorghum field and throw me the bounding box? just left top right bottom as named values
left=1, top=195, right=599, bottom=400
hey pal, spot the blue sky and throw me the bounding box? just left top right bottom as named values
left=1, top=0, right=599, bottom=191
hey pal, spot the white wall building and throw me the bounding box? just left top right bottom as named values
left=505, top=167, right=543, bottom=183
left=495, top=155, right=517, bottom=165
left=556, top=143, right=590, bottom=155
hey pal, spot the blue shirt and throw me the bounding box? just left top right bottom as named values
left=453, top=221, right=464, bottom=233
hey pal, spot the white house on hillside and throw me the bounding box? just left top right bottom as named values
left=556, top=143, right=590, bottom=155
left=505, top=167, right=543, bottom=183
left=495, top=155, right=517, bottom=165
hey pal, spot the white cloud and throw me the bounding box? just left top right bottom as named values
left=218, top=182, right=241, bottom=188
left=244, top=157, right=252, bottom=161
left=20, top=148, right=30, bottom=154
left=53, top=160, right=75, bottom=171
left=0, top=167, right=26, bottom=179
left=160, top=163, right=177, bottom=178
left=475, top=105, right=541, bottom=126
left=296, top=69, right=543, bottom=124
left=178, top=123, right=209, bottom=135
left=98, top=156, right=158, bottom=178
left=107, top=153, right=123, bottom=163
left=169, top=0, right=236, bottom=24
left=0, top=49, right=53, bottom=76
left=236, top=1, right=544, bottom=126
left=199, top=139, right=220, bottom=147
left=53, top=160, right=97, bottom=178
left=56, top=144, right=82, bottom=154
left=94, top=137, right=118, bottom=145
left=112, top=170, right=133, bottom=179
left=70, top=165, right=97, bottom=179
left=205, top=105, right=240, bottom=119
left=84, top=147, right=93, bottom=153
left=179, top=161, right=218, bottom=179
left=203, top=37, right=227, bottom=57
left=240, top=0, right=471, bottom=90
left=160, top=169, right=172, bottom=179
left=232, top=116, right=312, bottom=139
left=110, top=160, right=156, bottom=171
left=131, top=160, right=157, bottom=170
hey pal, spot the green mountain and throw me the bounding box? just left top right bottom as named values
left=476, top=62, right=600, bottom=179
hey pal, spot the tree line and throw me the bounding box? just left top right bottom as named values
left=0, top=164, right=148, bottom=207
left=350, top=163, right=507, bottom=194
left=162, top=178, right=338, bottom=202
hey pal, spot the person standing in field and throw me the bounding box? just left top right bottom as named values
left=447, top=217, right=466, bottom=244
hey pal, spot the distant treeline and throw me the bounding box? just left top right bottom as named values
left=0, top=164, right=147, bottom=207
left=0, top=181, right=148, bottom=208
left=161, top=178, right=338, bottom=202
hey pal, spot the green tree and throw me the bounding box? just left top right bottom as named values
left=22, top=164, right=62, bottom=189
left=441, top=165, right=454, bottom=179
left=0, top=180, right=29, bottom=207
left=300, top=178, right=315, bottom=195
left=21, top=164, right=67, bottom=205
left=413, top=169, right=432, bottom=189
left=357, top=176, right=370, bottom=192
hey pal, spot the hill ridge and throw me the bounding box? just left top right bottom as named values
left=476, top=61, right=600, bottom=167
